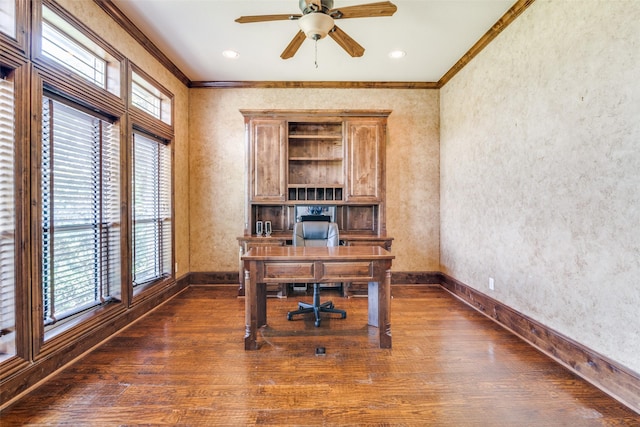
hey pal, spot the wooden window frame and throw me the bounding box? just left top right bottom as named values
left=0, top=0, right=178, bottom=399
left=41, top=19, right=108, bottom=88
left=0, top=61, right=29, bottom=378
left=127, top=65, right=175, bottom=304
left=40, top=94, right=121, bottom=328
left=31, top=0, right=125, bottom=105
left=131, top=130, right=173, bottom=293
left=129, top=63, right=174, bottom=130
left=29, top=69, right=128, bottom=360
left=0, top=0, right=29, bottom=57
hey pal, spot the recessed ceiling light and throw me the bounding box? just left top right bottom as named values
left=388, top=50, right=406, bottom=59
left=222, top=50, right=240, bottom=59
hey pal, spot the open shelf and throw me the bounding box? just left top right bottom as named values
left=287, top=121, right=344, bottom=200
left=288, top=122, right=342, bottom=137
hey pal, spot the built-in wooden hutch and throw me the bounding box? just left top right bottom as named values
left=237, top=109, right=393, bottom=296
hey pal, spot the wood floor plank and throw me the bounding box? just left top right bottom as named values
left=1, top=285, right=638, bottom=426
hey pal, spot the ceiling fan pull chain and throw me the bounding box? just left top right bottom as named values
left=315, top=39, right=319, bottom=68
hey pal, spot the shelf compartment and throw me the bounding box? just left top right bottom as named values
left=289, top=122, right=342, bottom=137
left=288, top=187, right=343, bottom=201
left=288, top=160, right=344, bottom=186
left=288, top=134, right=342, bottom=140
left=288, top=139, right=343, bottom=159
left=251, top=205, right=287, bottom=234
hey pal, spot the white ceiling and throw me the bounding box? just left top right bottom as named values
left=110, top=0, right=517, bottom=83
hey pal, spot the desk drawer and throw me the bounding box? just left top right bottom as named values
left=323, top=262, right=372, bottom=280
left=263, top=262, right=315, bottom=281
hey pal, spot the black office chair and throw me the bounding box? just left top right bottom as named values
left=287, top=221, right=347, bottom=327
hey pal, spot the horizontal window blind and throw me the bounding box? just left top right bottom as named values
left=0, top=74, right=15, bottom=358
left=0, top=1, right=16, bottom=38
left=42, top=20, right=106, bottom=88
left=131, top=71, right=172, bottom=126
left=131, top=80, right=161, bottom=119
left=42, top=96, right=120, bottom=325
left=132, top=131, right=171, bottom=286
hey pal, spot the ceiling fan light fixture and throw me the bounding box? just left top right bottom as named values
left=222, top=50, right=240, bottom=59
left=298, top=12, right=334, bottom=40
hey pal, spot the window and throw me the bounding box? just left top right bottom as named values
left=0, top=69, right=14, bottom=360
left=40, top=4, right=121, bottom=96
left=132, top=131, right=172, bottom=286
left=42, top=20, right=106, bottom=88
left=0, top=0, right=16, bottom=38
left=131, top=70, right=172, bottom=126
left=41, top=95, right=120, bottom=327
left=131, top=74, right=160, bottom=119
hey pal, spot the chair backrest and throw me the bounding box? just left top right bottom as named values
left=293, top=221, right=339, bottom=247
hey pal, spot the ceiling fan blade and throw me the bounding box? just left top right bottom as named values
left=330, top=1, right=397, bottom=19
left=281, top=30, right=307, bottom=59
left=235, top=14, right=301, bottom=24
left=329, top=26, right=365, bottom=57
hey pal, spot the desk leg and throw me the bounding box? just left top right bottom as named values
left=257, top=282, right=267, bottom=328
left=244, top=265, right=267, bottom=350
left=368, top=269, right=392, bottom=349
left=244, top=269, right=257, bottom=350
left=368, top=281, right=379, bottom=327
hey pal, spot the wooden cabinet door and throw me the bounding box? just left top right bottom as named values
left=249, top=119, right=286, bottom=202
left=345, top=119, right=385, bottom=202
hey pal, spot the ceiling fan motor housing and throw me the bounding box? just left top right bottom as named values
left=298, top=12, right=334, bottom=40
left=299, top=0, right=334, bottom=14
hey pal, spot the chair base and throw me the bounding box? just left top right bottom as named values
left=287, top=283, right=346, bottom=327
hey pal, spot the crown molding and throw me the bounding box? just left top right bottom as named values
left=438, top=0, right=535, bottom=87
left=190, top=81, right=439, bottom=89
left=93, top=0, right=191, bottom=87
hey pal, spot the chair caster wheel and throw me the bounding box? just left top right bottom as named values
left=315, top=320, right=321, bottom=327
left=287, top=313, right=293, bottom=320
left=341, top=313, right=347, bottom=319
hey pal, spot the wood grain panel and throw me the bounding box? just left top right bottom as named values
left=345, top=120, right=381, bottom=201
left=249, top=119, right=286, bottom=202
left=263, top=262, right=315, bottom=281
left=322, top=261, right=372, bottom=279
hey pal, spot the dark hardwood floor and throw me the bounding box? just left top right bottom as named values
left=2, top=285, right=638, bottom=426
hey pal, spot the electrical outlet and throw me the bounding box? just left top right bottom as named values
left=489, top=277, right=495, bottom=291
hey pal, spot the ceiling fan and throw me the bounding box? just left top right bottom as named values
left=235, top=0, right=398, bottom=60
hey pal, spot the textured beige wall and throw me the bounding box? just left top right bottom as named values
left=56, top=0, right=190, bottom=279
left=440, top=0, right=640, bottom=372
left=189, top=89, right=439, bottom=273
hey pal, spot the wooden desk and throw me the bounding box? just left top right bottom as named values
left=242, top=246, right=395, bottom=350
left=237, top=234, right=393, bottom=297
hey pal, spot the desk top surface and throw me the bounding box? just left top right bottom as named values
left=237, top=234, right=393, bottom=242
left=242, top=245, right=394, bottom=261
